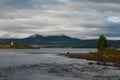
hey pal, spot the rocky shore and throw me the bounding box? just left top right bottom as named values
left=63, top=53, right=120, bottom=67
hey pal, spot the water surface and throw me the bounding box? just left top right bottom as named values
left=0, top=48, right=119, bottom=80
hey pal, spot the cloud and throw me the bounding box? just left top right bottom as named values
left=107, top=16, right=120, bottom=23
left=0, top=0, right=120, bottom=39
left=87, top=0, right=120, bottom=3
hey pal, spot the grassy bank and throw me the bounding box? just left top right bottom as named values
left=0, top=44, right=40, bottom=49
left=64, top=48, right=120, bottom=67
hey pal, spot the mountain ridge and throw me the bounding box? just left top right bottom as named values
left=0, top=34, right=120, bottom=48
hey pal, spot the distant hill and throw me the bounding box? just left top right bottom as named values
left=0, top=34, right=120, bottom=48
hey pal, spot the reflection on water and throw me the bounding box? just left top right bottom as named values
left=0, top=48, right=120, bottom=80
left=0, top=48, right=97, bottom=54
left=0, top=48, right=96, bottom=68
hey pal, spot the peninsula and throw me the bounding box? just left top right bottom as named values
left=64, top=35, right=120, bottom=67
left=0, top=41, right=39, bottom=49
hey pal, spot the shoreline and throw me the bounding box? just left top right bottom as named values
left=0, top=44, right=40, bottom=49
left=62, top=53, right=120, bottom=67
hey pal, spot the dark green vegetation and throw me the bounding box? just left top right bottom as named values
left=0, top=34, right=120, bottom=48
left=89, top=47, right=120, bottom=58
left=0, top=44, right=39, bottom=49
left=64, top=35, right=120, bottom=67
left=97, top=35, right=108, bottom=51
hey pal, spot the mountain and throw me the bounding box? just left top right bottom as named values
left=0, top=34, right=120, bottom=48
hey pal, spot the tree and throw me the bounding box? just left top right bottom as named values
left=97, top=35, right=108, bottom=51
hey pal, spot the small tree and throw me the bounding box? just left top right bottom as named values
left=97, top=35, right=108, bottom=51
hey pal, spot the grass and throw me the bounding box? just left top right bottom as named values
left=89, top=48, right=120, bottom=58
left=0, top=44, right=39, bottom=49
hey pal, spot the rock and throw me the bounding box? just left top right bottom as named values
left=97, top=61, right=106, bottom=65
left=103, top=67, right=107, bottom=69
left=88, top=62, right=94, bottom=65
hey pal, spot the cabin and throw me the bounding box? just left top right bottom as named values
left=11, top=41, right=16, bottom=45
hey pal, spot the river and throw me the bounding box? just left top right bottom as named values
left=0, top=48, right=120, bottom=80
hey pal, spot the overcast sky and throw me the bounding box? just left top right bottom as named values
left=0, top=0, right=120, bottom=39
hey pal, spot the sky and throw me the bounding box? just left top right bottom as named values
left=0, top=0, right=120, bottom=39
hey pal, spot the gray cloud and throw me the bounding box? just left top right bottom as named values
left=72, top=0, right=120, bottom=3
left=88, top=0, right=120, bottom=3
left=0, top=0, right=120, bottom=39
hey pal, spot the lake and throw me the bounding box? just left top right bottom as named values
left=0, top=48, right=120, bottom=80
